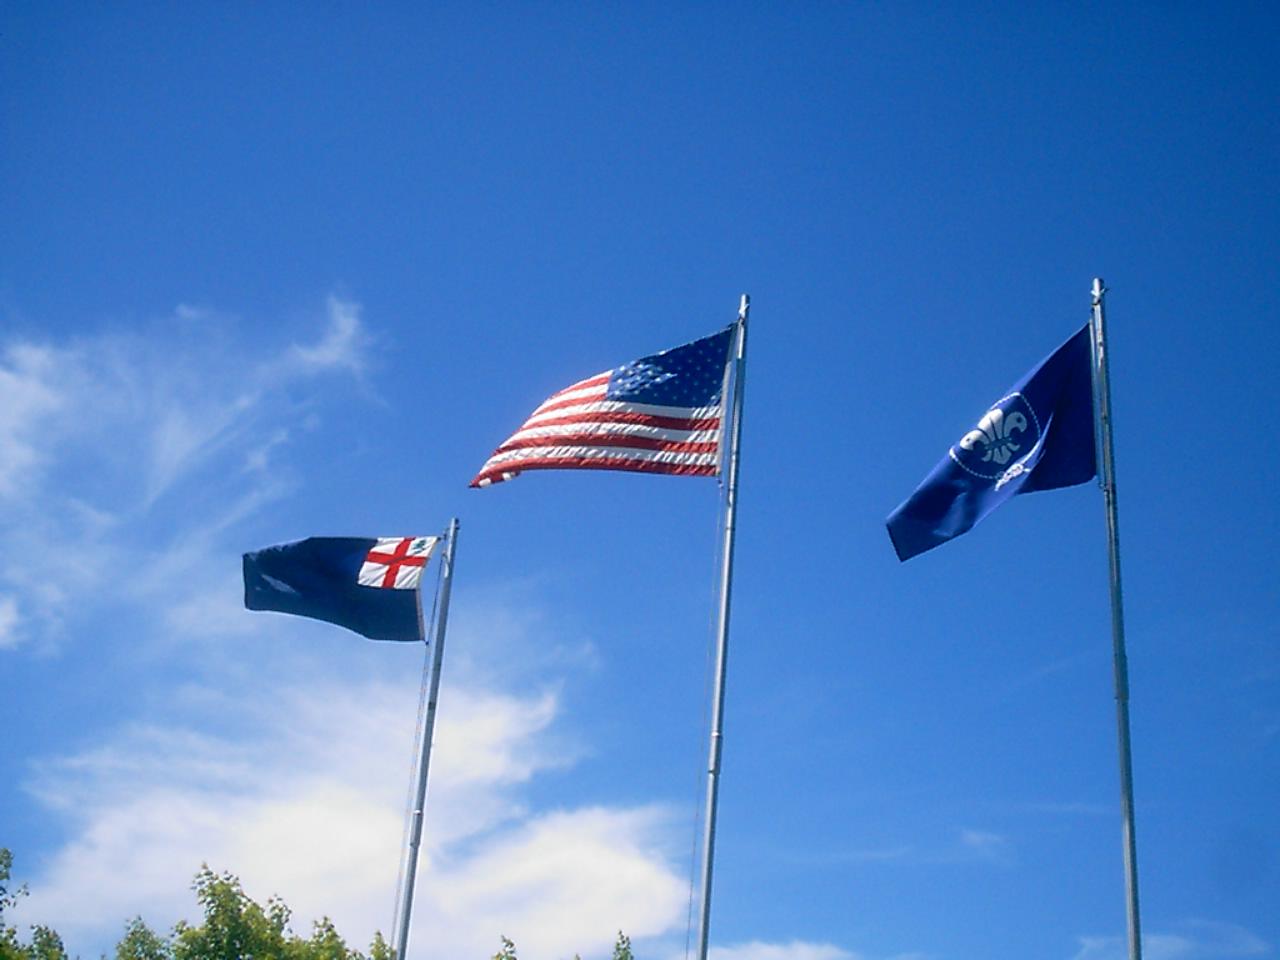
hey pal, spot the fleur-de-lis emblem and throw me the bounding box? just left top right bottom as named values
left=959, top=407, right=1028, bottom=466
left=949, top=392, right=1042, bottom=483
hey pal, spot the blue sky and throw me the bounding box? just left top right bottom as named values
left=2, top=4, right=1277, bottom=960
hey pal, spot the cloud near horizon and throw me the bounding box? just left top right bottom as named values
left=707, top=942, right=860, bottom=960
left=13, top=676, right=689, bottom=960
left=1070, top=920, right=1272, bottom=960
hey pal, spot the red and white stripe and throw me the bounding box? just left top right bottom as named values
left=470, top=372, right=723, bottom=487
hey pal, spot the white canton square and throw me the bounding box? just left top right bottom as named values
left=357, top=536, right=438, bottom=590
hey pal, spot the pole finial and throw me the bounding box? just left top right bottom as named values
left=1092, top=278, right=1106, bottom=305
left=738, top=294, right=750, bottom=321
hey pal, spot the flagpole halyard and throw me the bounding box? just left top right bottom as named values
left=695, top=294, right=749, bottom=960
left=394, top=517, right=461, bottom=960
left=1089, top=279, right=1144, bottom=960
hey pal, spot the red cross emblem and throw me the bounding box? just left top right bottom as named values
left=357, top=537, right=438, bottom=590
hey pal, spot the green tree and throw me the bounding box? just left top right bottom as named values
left=0, top=855, right=67, bottom=960
left=171, top=866, right=291, bottom=960
left=114, top=918, right=170, bottom=960
left=610, top=931, right=633, bottom=960
left=23, top=928, right=66, bottom=960
left=169, top=867, right=389, bottom=960
left=294, top=917, right=350, bottom=960
left=1, top=848, right=31, bottom=960
left=1, top=853, right=399, bottom=960
left=0, top=851, right=25, bottom=916
left=490, top=936, right=518, bottom=960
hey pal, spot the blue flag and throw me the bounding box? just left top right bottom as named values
left=243, top=536, right=439, bottom=641
left=886, top=325, right=1096, bottom=561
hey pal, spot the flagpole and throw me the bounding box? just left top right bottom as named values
left=394, top=517, right=461, bottom=960
left=696, top=294, right=750, bottom=960
left=1089, top=280, right=1143, bottom=960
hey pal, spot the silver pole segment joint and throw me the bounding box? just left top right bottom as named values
left=707, top=730, right=723, bottom=773
left=394, top=518, right=461, bottom=960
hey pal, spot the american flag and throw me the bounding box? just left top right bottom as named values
left=471, top=326, right=735, bottom=487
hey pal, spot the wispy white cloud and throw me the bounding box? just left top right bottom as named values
left=1071, top=921, right=1271, bottom=960
left=1018, top=801, right=1112, bottom=817
left=707, top=941, right=859, bottom=960
left=0, top=296, right=369, bottom=510
left=997, top=652, right=1097, bottom=701
left=703, top=945, right=930, bottom=960
left=243, top=428, right=291, bottom=475
left=284, top=296, right=369, bottom=375
left=957, top=828, right=1015, bottom=865
left=420, top=804, right=686, bottom=960
left=162, top=572, right=264, bottom=639
left=0, top=594, right=20, bottom=649
left=142, top=400, right=251, bottom=507
left=823, top=845, right=916, bottom=864
left=0, top=296, right=368, bottom=652
left=0, top=343, right=71, bottom=501
left=123, top=479, right=295, bottom=619
left=803, top=829, right=1013, bottom=870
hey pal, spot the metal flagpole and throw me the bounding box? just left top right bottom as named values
left=394, top=517, right=461, bottom=960
left=695, top=294, right=750, bottom=960
left=1089, top=279, right=1143, bottom=960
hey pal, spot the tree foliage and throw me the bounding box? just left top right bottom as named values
left=114, top=919, right=170, bottom=960
left=1, top=853, right=387, bottom=960
left=492, top=931, right=636, bottom=960
left=2, top=849, right=67, bottom=960
left=1, top=850, right=24, bottom=916
left=4, top=849, right=637, bottom=960
left=170, top=866, right=375, bottom=960
left=2, top=848, right=30, bottom=960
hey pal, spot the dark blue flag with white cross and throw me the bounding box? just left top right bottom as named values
left=243, top=536, right=439, bottom=641
left=886, top=324, right=1097, bottom=561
